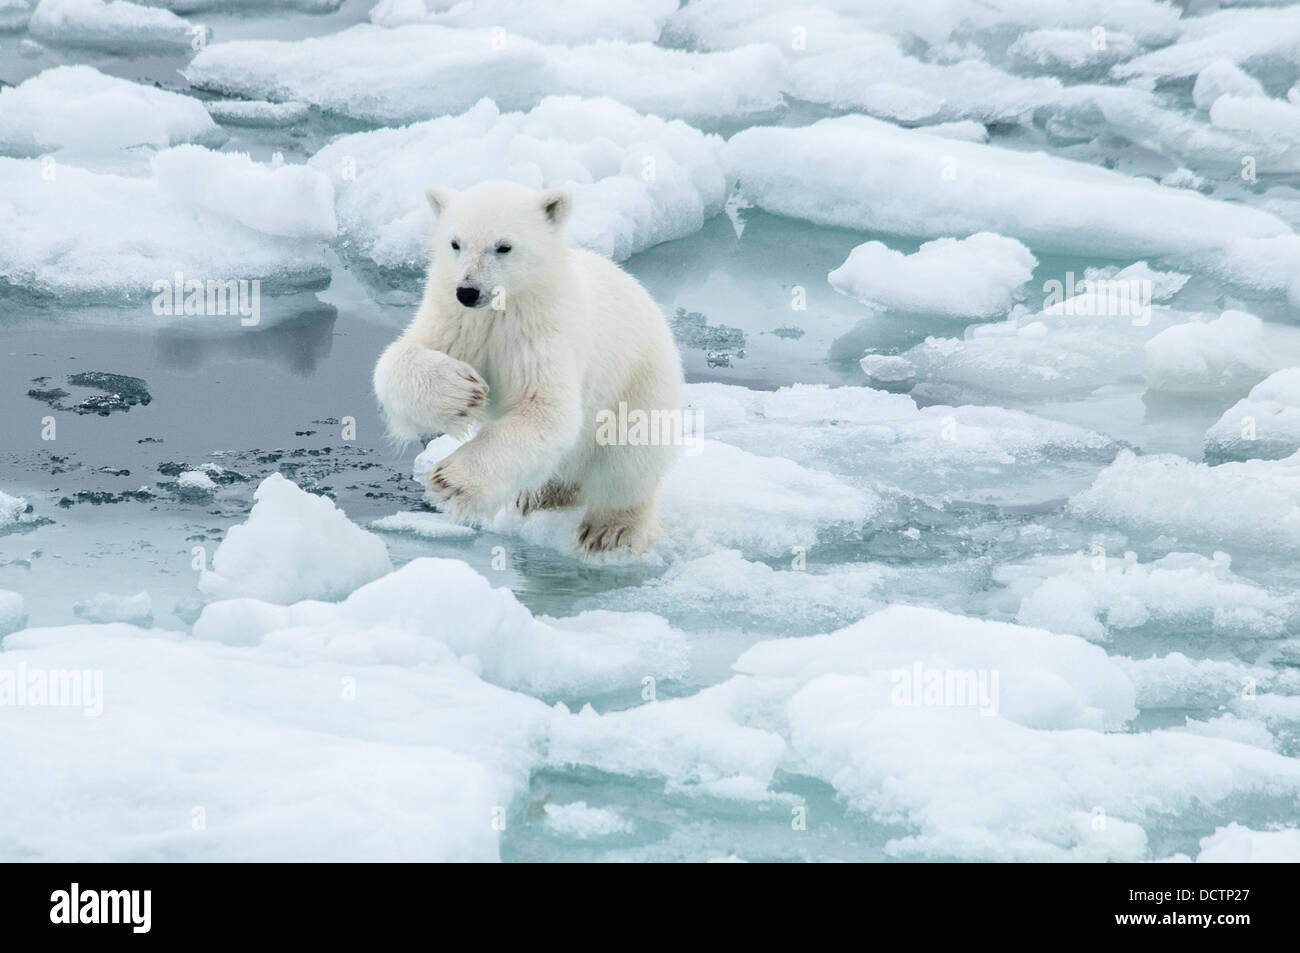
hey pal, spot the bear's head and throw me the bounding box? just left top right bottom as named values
left=425, top=180, right=572, bottom=311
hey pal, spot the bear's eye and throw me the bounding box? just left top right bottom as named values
left=495, top=243, right=512, bottom=254
left=450, top=240, right=460, bottom=251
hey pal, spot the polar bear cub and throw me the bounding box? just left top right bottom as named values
left=373, top=180, right=685, bottom=554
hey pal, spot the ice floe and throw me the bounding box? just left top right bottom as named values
left=828, top=233, right=1036, bottom=320
left=995, top=551, right=1293, bottom=643
left=1115, top=6, right=1300, bottom=82
left=369, top=0, right=677, bottom=44
left=29, top=0, right=205, bottom=54
left=197, top=473, right=391, bottom=604
left=0, top=590, right=26, bottom=637
left=1145, top=311, right=1300, bottom=398
left=72, top=591, right=153, bottom=626
left=1195, top=823, right=1300, bottom=862
left=0, top=152, right=332, bottom=300
left=543, top=801, right=632, bottom=838
left=1069, top=449, right=1300, bottom=554
left=725, top=115, right=1289, bottom=259
left=0, top=490, right=28, bottom=524
left=1205, top=368, right=1300, bottom=463
left=685, top=382, right=1115, bottom=504
left=0, top=66, right=222, bottom=161
left=186, top=24, right=784, bottom=126
left=308, top=96, right=726, bottom=270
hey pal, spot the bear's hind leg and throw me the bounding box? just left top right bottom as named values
left=515, top=479, right=581, bottom=516
left=577, top=498, right=656, bottom=555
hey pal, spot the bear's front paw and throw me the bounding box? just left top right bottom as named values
left=436, top=360, right=489, bottom=433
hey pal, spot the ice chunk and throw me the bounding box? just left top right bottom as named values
left=369, top=0, right=677, bottom=44
left=1115, top=6, right=1300, bottom=82
left=685, top=382, right=1114, bottom=504
left=0, top=621, right=550, bottom=860
left=583, top=549, right=890, bottom=637
left=72, top=591, right=153, bottom=626
left=156, top=0, right=339, bottom=9
left=996, top=551, right=1291, bottom=643
left=195, top=557, right=689, bottom=697
left=29, top=0, right=203, bottom=53
left=371, top=511, right=478, bottom=540
left=784, top=671, right=1299, bottom=861
left=0, top=155, right=331, bottom=300
left=0, top=590, right=26, bottom=637
left=155, top=0, right=340, bottom=10
left=175, top=470, right=217, bottom=499
left=1069, top=449, right=1300, bottom=553
left=186, top=24, right=784, bottom=126
left=1208, top=95, right=1300, bottom=166
left=1144, top=310, right=1300, bottom=397
left=0, top=489, right=27, bottom=524
left=0, top=66, right=222, bottom=159
left=875, top=291, right=1201, bottom=402
left=544, top=600, right=1300, bottom=860
left=828, top=233, right=1036, bottom=320
left=1116, top=654, right=1273, bottom=712
left=665, top=0, right=1181, bottom=53
left=1196, top=824, right=1300, bottom=862
left=308, top=97, right=726, bottom=269
left=1192, top=59, right=1266, bottom=111
left=204, top=99, right=309, bottom=127
left=153, top=146, right=337, bottom=241
left=1198, top=235, right=1300, bottom=300
left=1176, top=714, right=1275, bottom=752
left=198, top=473, right=392, bottom=604
left=736, top=605, right=1136, bottom=731
left=725, top=115, right=1289, bottom=259
left=1007, top=28, right=1138, bottom=75
left=1205, top=368, right=1300, bottom=462
left=785, top=31, right=1063, bottom=125
left=543, top=801, right=632, bottom=838
left=547, top=678, right=787, bottom=799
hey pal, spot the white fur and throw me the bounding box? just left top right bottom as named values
left=373, top=180, right=684, bottom=553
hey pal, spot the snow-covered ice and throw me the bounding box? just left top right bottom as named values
left=1206, top=369, right=1300, bottom=463
left=0, top=66, right=223, bottom=161
left=369, top=0, right=677, bottom=45
left=725, top=115, right=1289, bottom=259
left=1195, top=823, right=1300, bottom=862
left=829, top=233, right=1036, bottom=320
left=198, top=473, right=392, bottom=604
left=0, top=490, right=27, bottom=524
left=308, top=96, right=726, bottom=269
left=186, top=24, right=784, bottom=126
left=1070, top=450, right=1300, bottom=555
left=0, top=153, right=332, bottom=299
left=28, top=0, right=204, bottom=54
left=72, top=591, right=153, bottom=626
left=1144, top=311, right=1300, bottom=398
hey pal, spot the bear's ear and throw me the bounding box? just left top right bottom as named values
left=540, top=188, right=571, bottom=226
left=425, top=185, right=457, bottom=216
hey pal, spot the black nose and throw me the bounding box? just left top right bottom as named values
left=456, top=286, right=480, bottom=306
